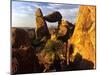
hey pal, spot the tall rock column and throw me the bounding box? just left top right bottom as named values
left=35, top=8, right=50, bottom=39
left=69, top=5, right=96, bottom=68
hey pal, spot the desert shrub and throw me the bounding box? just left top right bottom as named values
left=44, top=39, right=64, bottom=51
left=43, top=39, right=65, bottom=61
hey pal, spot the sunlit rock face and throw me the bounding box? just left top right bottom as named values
left=35, top=8, right=50, bottom=39
left=69, top=5, right=96, bottom=68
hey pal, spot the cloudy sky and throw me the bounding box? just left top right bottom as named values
left=12, top=1, right=80, bottom=27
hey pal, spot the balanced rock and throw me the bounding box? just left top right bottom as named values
left=69, top=5, right=96, bottom=68
left=35, top=8, right=50, bottom=39
left=44, top=11, right=62, bottom=22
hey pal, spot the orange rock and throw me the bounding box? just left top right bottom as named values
left=69, top=5, right=96, bottom=68
left=35, top=8, right=50, bottom=39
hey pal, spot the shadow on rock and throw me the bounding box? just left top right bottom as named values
left=67, top=52, right=94, bottom=71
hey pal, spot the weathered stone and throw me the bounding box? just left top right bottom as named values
left=12, top=27, right=31, bottom=48
left=11, top=27, right=44, bottom=74
left=27, top=29, right=36, bottom=41
left=35, top=8, right=50, bottom=39
left=57, top=20, right=75, bottom=42
left=44, top=11, right=62, bottom=22
left=58, top=20, right=69, bottom=36
left=69, top=5, right=96, bottom=68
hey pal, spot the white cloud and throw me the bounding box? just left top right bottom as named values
left=12, top=12, right=29, bottom=17
left=48, top=3, right=65, bottom=9
left=27, top=6, right=33, bottom=11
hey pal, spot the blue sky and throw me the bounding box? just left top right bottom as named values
left=12, top=1, right=80, bottom=27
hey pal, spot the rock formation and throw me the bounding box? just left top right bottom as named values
left=12, top=5, right=96, bottom=74
left=12, top=27, right=31, bottom=48
left=57, top=20, right=75, bottom=42
left=11, top=27, right=44, bottom=74
left=44, top=11, right=62, bottom=22
left=69, top=5, right=96, bottom=68
left=35, top=8, right=50, bottom=40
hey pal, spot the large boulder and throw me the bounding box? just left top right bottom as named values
left=35, top=8, right=50, bottom=40
left=44, top=11, right=62, bottom=22
left=69, top=5, right=96, bottom=68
